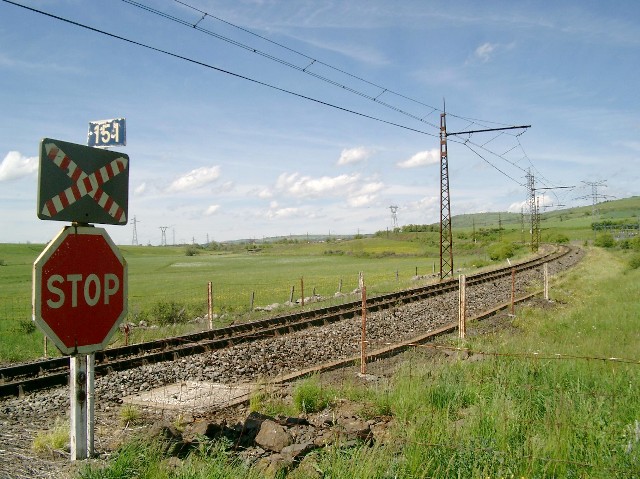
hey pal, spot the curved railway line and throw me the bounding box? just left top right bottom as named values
left=0, top=244, right=577, bottom=399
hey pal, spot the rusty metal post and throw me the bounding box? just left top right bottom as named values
left=458, top=274, right=466, bottom=339
left=360, top=282, right=367, bottom=375
left=543, top=262, right=549, bottom=301
left=208, top=282, right=213, bottom=329
left=511, top=268, right=516, bottom=315
left=44, top=335, right=48, bottom=358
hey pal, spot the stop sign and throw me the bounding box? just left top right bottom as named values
left=33, top=225, right=128, bottom=355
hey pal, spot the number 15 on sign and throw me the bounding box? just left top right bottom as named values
left=88, top=118, right=126, bottom=148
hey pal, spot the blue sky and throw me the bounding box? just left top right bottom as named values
left=1, top=0, right=638, bottom=245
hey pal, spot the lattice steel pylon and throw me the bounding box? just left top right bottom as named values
left=389, top=205, right=399, bottom=229
left=526, top=169, right=539, bottom=252
left=131, top=215, right=139, bottom=246
left=439, top=113, right=453, bottom=279
left=159, top=226, right=169, bottom=246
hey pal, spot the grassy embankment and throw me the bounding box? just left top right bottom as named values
left=77, top=246, right=640, bottom=478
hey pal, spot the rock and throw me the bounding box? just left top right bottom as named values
left=255, top=419, right=293, bottom=452
left=148, top=420, right=187, bottom=456
left=336, top=417, right=371, bottom=443
left=281, top=441, right=315, bottom=461
left=288, top=454, right=323, bottom=479
left=182, top=420, right=224, bottom=441
left=255, top=454, right=294, bottom=478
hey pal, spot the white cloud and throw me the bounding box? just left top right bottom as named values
left=347, top=194, right=376, bottom=207
left=0, top=151, right=38, bottom=182
left=167, top=166, right=221, bottom=193
left=337, top=146, right=374, bottom=165
left=345, top=181, right=384, bottom=208
left=397, top=149, right=439, bottom=168
left=134, top=182, right=147, bottom=195
left=204, top=204, right=220, bottom=216
left=475, top=42, right=496, bottom=62
left=267, top=206, right=300, bottom=219
left=275, top=172, right=359, bottom=197
left=508, top=200, right=527, bottom=213
left=257, top=188, right=273, bottom=199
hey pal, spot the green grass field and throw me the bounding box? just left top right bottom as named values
left=77, top=243, right=640, bottom=478
left=1, top=196, right=638, bottom=363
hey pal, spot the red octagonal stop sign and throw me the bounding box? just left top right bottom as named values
left=33, top=225, right=127, bottom=355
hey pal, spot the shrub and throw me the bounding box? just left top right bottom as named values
left=119, top=404, right=142, bottom=426
left=594, top=233, right=615, bottom=248
left=185, top=245, right=200, bottom=256
left=629, top=254, right=640, bottom=270
left=151, top=300, right=187, bottom=325
left=293, top=376, right=333, bottom=414
left=546, top=232, right=570, bottom=244
left=18, top=319, right=36, bottom=334
left=32, top=419, right=68, bottom=455
left=487, top=242, right=514, bottom=261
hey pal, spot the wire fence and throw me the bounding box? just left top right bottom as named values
left=0, top=268, right=436, bottom=331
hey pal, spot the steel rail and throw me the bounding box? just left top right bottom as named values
left=0, top=245, right=572, bottom=397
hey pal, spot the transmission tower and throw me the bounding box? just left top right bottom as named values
left=440, top=109, right=530, bottom=277
left=389, top=205, right=399, bottom=229
left=159, top=226, right=169, bottom=246
left=439, top=112, right=453, bottom=279
left=131, top=215, right=140, bottom=246
left=577, top=180, right=613, bottom=217
left=526, top=169, right=538, bottom=252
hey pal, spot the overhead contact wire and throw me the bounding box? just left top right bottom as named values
left=2, top=0, right=438, bottom=139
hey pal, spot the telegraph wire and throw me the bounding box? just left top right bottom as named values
left=122, top=0, right=444, bottom=129
left=2, top=0, right=439, bottom=139
left=125, top=0, right=521, bottom=132
left=127, top=0, right=549, bottom=187
left=456, top=140, right=524, bottom=187
left=4, top=0, right=551, bottom=197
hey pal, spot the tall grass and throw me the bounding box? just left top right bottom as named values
left=78, top=247, right=639, bottom=478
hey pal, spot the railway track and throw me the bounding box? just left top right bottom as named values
left=0, top=245, right=574, bottom=398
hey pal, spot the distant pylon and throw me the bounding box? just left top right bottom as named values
left=131, top=215, right=139, bottom=245
left=159, top=226, right=169, bottom=246
left=526, top=169, right=539, bottom=252
left=389, top=205, right=399, bottom=229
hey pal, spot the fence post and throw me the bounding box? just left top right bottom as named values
left=250, top=291, right=255, bottom=311
left=289, top=286, right=295, bottom=303
left=511, top=268, right=516, bottom=315
left=208, top=282, right=213, bottom=330
left=458, top=274, right=466, bottom=339
left=300, top=277, right=304, bottom=307
left=359, top=272, right=367, bottom=374
left=543, top=262, right=549, bottom=301
left=338, top=279, right=342, bottom=293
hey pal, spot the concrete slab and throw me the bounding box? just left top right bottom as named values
left=123, top=381, right=253, bottom=412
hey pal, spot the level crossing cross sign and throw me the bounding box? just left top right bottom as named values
left=33, top=225, right=128, bottom=355
left=37, top=138, right=129, bottom=225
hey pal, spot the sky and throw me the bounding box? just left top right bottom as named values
left=1, top=0, right=638, bottom=245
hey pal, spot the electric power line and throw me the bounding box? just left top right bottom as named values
left=2, top=0, right=440, bottom=139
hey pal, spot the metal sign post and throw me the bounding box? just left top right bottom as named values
left=70, top=355, right=88, bottom=460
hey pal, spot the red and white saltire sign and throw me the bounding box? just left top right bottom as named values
left=40, top=142, right=128, bottom=223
